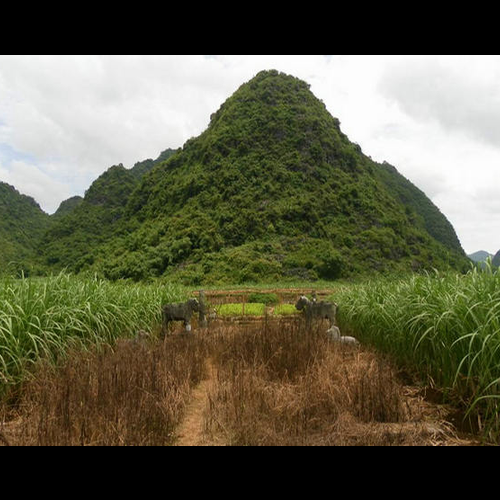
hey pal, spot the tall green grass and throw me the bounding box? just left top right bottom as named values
left=0, top=273, right=187, bottom=395
left=334, top=265, right=500, bottom=441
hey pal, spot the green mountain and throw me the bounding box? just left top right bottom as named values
left=40, top=149, right=176, bottom=272
left=129, top=149, right=177, bottom=178
left=40, top=70, right=469, bottom=284
left=0, top=182, right=52, bottom=275
left=53, top=196, right=84, bottom=219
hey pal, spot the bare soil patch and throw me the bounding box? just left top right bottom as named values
left=174, top=358, right=218, bottom=446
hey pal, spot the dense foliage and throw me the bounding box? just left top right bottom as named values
left=52, top=196, right=83, bottom=219
left=0, top=182, right=52, bottom=276
left=39, top=149, right=176, bottom=273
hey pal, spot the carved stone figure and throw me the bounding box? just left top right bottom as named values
left=326, top=325, right=359, bottom=345
left=161, top=298, right=200, bottom=337
left=295, top=295, right=337, bottom=328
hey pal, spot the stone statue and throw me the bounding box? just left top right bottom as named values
left=295, top=295, right=337, bottom=328
left=161, top=298, right=200, bottom=337
left=326, top=325, right=359, bottom=345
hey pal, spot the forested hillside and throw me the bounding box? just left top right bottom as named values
left=40, top=149, right=176, bottom=273
left=38, top=70, right=466, bottom=284
left=0, top=182, right=52, bottom=275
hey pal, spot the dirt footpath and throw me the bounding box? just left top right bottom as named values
left=174, top=359, right=219, bottom=446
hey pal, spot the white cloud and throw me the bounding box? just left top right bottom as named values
left=0, top=159, right=72, bottom=214
left=371, top=55, right=500, bottom=254
left=0, top=55, right=237, bottom=181
left=378, top=55, right=500, bottom=148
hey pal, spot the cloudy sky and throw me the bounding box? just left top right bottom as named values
left=1, top=54, right=499, bottom=255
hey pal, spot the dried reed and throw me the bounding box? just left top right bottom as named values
left=204, top=320, right=419, bottom=446
left=15, top=334, right=207, bottom=446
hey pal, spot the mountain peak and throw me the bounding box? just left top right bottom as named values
left=0, top=181, right=45, bottom=213
left=209, top=69, right=325, bottom=129
left=39, top=71, right=469, bottom=283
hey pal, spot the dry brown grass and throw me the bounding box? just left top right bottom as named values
left=10, top=334, right=207, bottom=446
left=203, top=320, right=471, bottom=446
left=0, top=317, right=480, bottom=446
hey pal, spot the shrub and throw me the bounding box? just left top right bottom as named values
left=247, top=292, right=279, bottom=305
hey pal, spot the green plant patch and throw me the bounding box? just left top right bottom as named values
left=217, top=303, right=266, bottom=316
left=273, top=304, right=300, bottom=315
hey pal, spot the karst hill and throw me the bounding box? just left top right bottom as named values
left=0, top=182, right=52, bottom=274
left=38, top=70, right=468, bottom=283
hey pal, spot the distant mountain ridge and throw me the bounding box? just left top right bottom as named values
left=0, top=149, right=177, bottom=275
left=493, top=250, right=500, bottom=267
left=53, top=196, right=84, bottom=219
left=468, top=250, right=494, bottom=263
